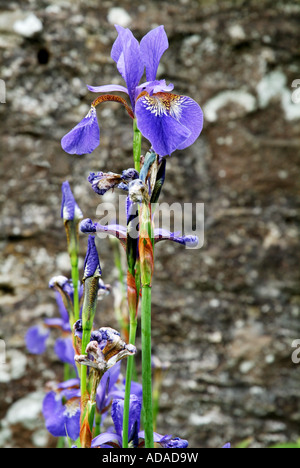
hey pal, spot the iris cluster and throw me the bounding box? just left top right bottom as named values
left=25, top=24, right=230, bottom=449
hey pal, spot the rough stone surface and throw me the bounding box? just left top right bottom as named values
left=0, top=0, right=300, bottom=448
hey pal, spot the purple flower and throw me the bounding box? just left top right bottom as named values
left=26, top=284, right=71, bottom=356
left=152, top=434, right=188, bottom=448
left=25, top=325, right=50, bottom=355
left=61, top=107, right=100, bottom=156
left=42, top=379, right=81, bottom=440
left=96, top=361, right=121, bottom=413
left=135, top=92, right=203, bottom=157
left=61, top=25, right=203, bottom=157
left=91, top=394, right=188, bottom=448
left=83, top=235, right=102, bottom=280
left=25, top=278, right=83, bottom=366
left=91, top=396, right=141, bottom=448
left=61, top=181, right=83, bottom=222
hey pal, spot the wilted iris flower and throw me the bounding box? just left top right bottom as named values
left=75, top=326, right=136, bottom=375
left=61, top=25, right=203, bottom=157
left=81, top=217, right=198, bottom=249
left=80, top=158, right=198, bottom=250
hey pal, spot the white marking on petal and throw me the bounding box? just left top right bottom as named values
left=64, top=398, right=80, bottom=418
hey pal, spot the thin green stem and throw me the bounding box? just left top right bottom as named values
left=122, top=319, right=138, bottom=448
left=133, top=119, right=142, bottom=172
left=94, top=411, right=102, bottom=438
left=122, top=122, right=142, bottom=447
left=71, top=257, right=80, bottom=323
left=141, top=284, right=154, bottom=448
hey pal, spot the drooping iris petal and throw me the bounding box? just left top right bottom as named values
left=140, top=25, right=169, bottom=82
left=175, top=96, right=204, bottom=150
left=91, top=431, right=121, bottom=448
left=136, top=92, right=203, bottom=156
left=25, top=325, right=50, bottom=354
left=43, top=391, right=66, bottom=437
left=63, top=398, right=81, bottom=440
left=43, top=381, right=81, bottom=440
left=135, top=93, right=191, bottom=156
left=61, top=107, right=100, bottom=155
left=111, top=25, right=144, bottom=109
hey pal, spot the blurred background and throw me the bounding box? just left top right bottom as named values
left=0, top=0, right=300, bottom=448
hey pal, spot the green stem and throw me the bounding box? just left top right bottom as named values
left=71, top=257, right=80, bottom=323
left=122, top=319, right=138, bottom=448
left=94, top=411, right=102, bottom=438
left=80, top=275, right=99, bottom=420
left=122, top=122, right=142, bottom=447
left=133, top=119, right=142, bottom=172
left=65, top=220, right=81, bottom=326
left=141, top=284, right=154, bottom=448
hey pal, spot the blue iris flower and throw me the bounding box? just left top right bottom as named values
left=91, top=395, right=188, bottom=448
left=61, top=25, right=203, bottom=157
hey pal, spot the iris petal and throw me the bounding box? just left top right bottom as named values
left=43, top=392, right=66, bottom=437
left=175, top=96, right=203, bottom=150
left=111, top=25, right=144, bottom=108
left=140, top=26, right=169, bottom=82
left=91, top=432, right=120, bottom=448
left=111, top=396, right=141, bottom=444
left=136, top=92, right=203, bottom=156
left=61, top=107, right=100, bottom=155
left=25, top=325, right=49, bottom=354
left=83, top=235, right=102, bottom=280
left=135, top=93, right=191, bottom=156
left=54, top=337, right=75, bottom=366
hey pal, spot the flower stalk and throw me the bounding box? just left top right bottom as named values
left=133, top=119, right=142, bottom=172
left=79, top=236, right=102, bottom=447
left=122, top=127, right=141, bottom=448
left=139, top=199, right=155, bottom=449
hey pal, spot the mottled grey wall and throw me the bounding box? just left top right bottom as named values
left=0, top=0, right=300, bottom=448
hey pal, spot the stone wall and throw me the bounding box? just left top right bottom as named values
left=0, top=0, right=299, bottom=448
